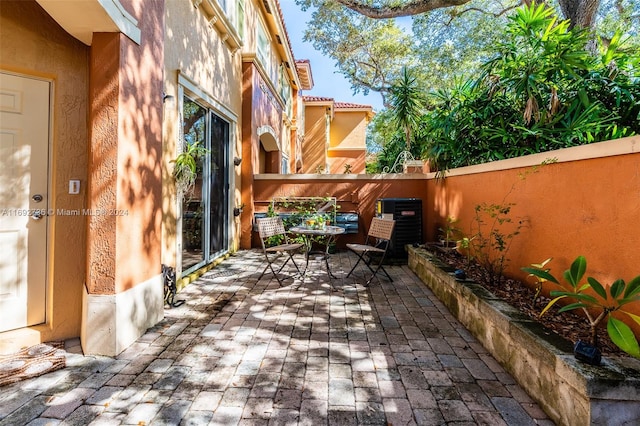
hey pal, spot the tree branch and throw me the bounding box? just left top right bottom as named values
left=445, top=1, right=523, bottom=25
left=335, top=0, right=472, bottom=18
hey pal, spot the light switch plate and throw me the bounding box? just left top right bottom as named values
left=69, top=179, right=80, bottom=194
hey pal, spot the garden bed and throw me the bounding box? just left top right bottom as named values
left=408, top=245, right=640, bottom=426
left=428, top=244, right=623, bottom=356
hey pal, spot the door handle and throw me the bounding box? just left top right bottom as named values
left=31, top=211, right=44, bottom=220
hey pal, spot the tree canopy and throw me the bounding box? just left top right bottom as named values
left=297, top=0, right=639, bottom=101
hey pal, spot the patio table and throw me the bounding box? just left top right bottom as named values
left=289, top=225, right=345, bottom=279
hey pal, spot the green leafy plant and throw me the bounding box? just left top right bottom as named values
left=525, top=257, right=553, bottom=307
left=172, top=140, right=209, bottom=194
left=423, top=3, right=639, bottom=172
left=522, top=256, right=640, bottom=358
left=455, top=235, right=476, bottom=267
left=438, top=216, right=461, bottom=248
left=266, top=197, right=339, bottom=247
left=470, top=202, right=525, bottom=286
left=389, top=67, right=426, bottom=150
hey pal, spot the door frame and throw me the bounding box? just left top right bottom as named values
left=1, top=70, right=55, bottom=330
left=176, top=74, right=237, bottom=276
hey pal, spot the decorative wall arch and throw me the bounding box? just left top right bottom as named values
left=257, top=125, right=279, bottom=152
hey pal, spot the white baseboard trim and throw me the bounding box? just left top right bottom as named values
left=81, top=274, right=164, bottom=356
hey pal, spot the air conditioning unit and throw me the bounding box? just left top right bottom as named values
left=376, top=198, right=423, bottom=260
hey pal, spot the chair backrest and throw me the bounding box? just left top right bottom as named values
left=257, top=216, right=286, bottom=240
left=367, top=217, right=395, bottom=241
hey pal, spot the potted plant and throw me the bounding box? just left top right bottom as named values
left=171, top=140, right=208, bottom=195
left=523, top=256, right=640, bottom=364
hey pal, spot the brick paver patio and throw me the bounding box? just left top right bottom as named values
left=0, top=250, right=553, bottom=425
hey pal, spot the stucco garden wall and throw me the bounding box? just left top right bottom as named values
left=425, top=135, right=640, bottom=333
left=408, top=246, right=640, bottom=426
left=246, top=174, right=430, bottom=249
left=246, top=136, right=640, bottom=333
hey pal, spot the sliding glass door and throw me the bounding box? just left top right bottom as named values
left=208, top=114, right=229, bottom=259
left=181, top=96, right=230, bottom=272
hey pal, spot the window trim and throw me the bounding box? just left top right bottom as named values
left=193, top=0, right=243, bottom=51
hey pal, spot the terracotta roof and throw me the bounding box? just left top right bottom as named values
left=274, top=1, right=295, bottom=65
left=335, top=101, right=372, bottom=110
left=303, top=97, right=374, bottom=114
left=303, top=95, right=334, bottom=102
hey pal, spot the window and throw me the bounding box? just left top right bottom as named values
left=257, top=20, right=270, bottom=70
left=236, top=0, right=245, bottom=40
left=257, top=19, right=278, bottom=83
left=279, top=64, right=292, bottom=116
left=218, top=0, right=244, bottom=40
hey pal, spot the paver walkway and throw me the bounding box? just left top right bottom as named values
left=0, top=250, right=553, bottom=425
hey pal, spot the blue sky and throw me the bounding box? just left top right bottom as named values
left=279, top=2, right=385, bottom=111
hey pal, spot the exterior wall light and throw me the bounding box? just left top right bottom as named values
left=162, top=93, right=174, bottom=103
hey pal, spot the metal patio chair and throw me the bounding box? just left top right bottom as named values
left=256, top=216, right=304, bottom=285
left=346, top=217, right=396, bottom=285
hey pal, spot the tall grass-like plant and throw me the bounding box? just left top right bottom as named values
left=389, top=67, right=426, bottom=150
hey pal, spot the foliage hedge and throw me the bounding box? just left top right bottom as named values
left=416, top=3, right=640, bottom=171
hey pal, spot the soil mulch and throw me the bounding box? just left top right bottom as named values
left=426, top=245, right=624, bottom=357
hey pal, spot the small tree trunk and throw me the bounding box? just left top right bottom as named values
left=589, top=310, right=608, bottom=347
left=557, top=0, right=600, bottom=28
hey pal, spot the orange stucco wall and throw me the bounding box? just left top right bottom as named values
left=327, top=149, right=366, bottom=174
left=330, top=110, right=368, bottom=149
left=248, top=137, right=640, bottom=334
left=243, top=63, right=284, bottom=175
left=426, top=137, right=640, bottom=334
left=240, top=61, right=286, bottom=248
left=0, top=0, right=89, bottom=344
left=87, top=0, right=164, bottom=294
left=302, top=105, right=328, bottom=173
left=328, top=110, right=367, bottom=173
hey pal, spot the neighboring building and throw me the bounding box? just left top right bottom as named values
left=170, top=0, right=314, bottom=257
left=302, top=96, right=373, bottom=174
left=0, top=0, right=370, bottom=356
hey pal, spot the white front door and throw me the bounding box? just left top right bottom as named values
left=0, top=72, right=50, bottom=333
